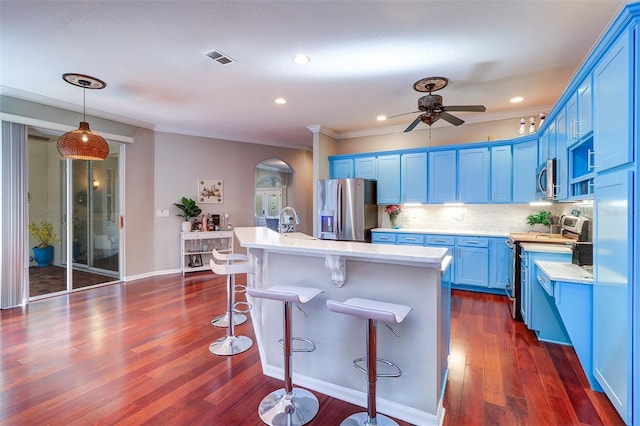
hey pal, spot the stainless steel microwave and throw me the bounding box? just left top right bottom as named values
left=536, top=158, right=557, bottom=199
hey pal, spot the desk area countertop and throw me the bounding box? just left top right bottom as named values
left=535, top=260, right=594, bottom=284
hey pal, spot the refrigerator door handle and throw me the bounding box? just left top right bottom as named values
left=336, top=183, right=343, bottom=236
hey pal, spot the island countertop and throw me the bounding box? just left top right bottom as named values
left=234, top=226, right=447, bottom=267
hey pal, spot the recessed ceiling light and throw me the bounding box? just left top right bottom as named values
left=275, top=98, right=287, bottom=105
left=376, top=115, right=387, bottom=121
left=510, top=96, right=524, bottom=103
left=293, top=55, right=310, bottom=65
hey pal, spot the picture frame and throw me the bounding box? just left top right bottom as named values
left=198, top=179, right=224, bottom=204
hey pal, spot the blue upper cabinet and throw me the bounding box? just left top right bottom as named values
left=555, top=108, right=569, bottom=200
left=376, top=154, right=401, bottom=204
left=491, top=145, right=512, bottom=203
left=331, top=158, right=354, bottom=179
left=401, top=152, right=428, bottom=203
left=512, top=138, right=538, bottom=203
left=577, top=76, right=592, bottom=137
left=593, top=28, right=633, bottom=173
left=354, top=156, right=377, bottom=179
left=428, top=150, right=457, bottom=203
left=458, top=147, right=490, bottom=203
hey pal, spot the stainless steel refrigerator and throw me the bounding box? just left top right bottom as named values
left=317, top=178, right=377, bottom=242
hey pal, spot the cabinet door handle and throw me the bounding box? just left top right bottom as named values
left=405, top=237, right=417, bottom=241
left=587, top=149, right=595, bottom=171
left=466, top=240, right=480, bottom=244
left=434, top=239, right=447, bottom=243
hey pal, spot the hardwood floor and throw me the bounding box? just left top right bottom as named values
left=0, top=273, right=624, bottom=425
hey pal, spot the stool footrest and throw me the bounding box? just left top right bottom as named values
left=353, top=357, right=402, bottom=378
left=233, top=301, right=252, bottom=314
left=278, top=337, right=316, bottom=353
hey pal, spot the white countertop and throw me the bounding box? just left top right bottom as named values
left=235, top=227, right=447, bottom=267
left=372, top=227, right=509, bottom=237
left=535, top=260, right=593, bottom=284
left=520, top=242, right=573, bottom=253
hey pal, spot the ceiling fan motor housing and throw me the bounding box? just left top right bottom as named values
left=418, top=94, right=443, bottom=112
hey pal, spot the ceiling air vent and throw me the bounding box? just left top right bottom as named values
left=206, top=50, right=236, bottom=65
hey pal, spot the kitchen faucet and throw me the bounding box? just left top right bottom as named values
left=278, top=206, right=300, bottom=234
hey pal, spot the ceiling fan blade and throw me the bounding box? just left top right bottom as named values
left=387, top=110, right=420, bottom=119
left=440, top=112, right=465, bottom=126
left=443, top=105, right=486, bottom=112
left=404, top=115, right=422, bottom=132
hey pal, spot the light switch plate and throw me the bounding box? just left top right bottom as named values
left=156, top=209, right=170, bottom=217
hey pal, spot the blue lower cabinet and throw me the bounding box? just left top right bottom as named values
left=455, top=237, right=489, bottom=287
left=489, top=238, right=509, bottom=290
left=396, top=233, right=425, bottom=245
left=531, top=265, right=570, bottom=344
left=371, top=232, right=397, bottom=244
left=520, top=248, right=571, bottom=340
left=553, top=278, right=601, bottom=391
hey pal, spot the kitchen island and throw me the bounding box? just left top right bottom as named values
left=234, top=227, right=451, bottom=425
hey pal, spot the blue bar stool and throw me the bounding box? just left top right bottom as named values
left=246, top=285, right=324, bottom=426
left=208, top=254, right=253, bottom=356
left=326, top=297, right=412, bottom=426
left=210, top=250, right=250, bottom=328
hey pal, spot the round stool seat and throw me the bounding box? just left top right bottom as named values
left=247, top=285, right=324, bottom=426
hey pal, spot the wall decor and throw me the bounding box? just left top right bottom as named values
left=198, top=179, right=224, bottom=204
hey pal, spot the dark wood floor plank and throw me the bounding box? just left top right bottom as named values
left=1, top=278, right=624, bottom=426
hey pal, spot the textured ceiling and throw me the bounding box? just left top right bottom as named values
left=0, top=1, right=629, bottom=149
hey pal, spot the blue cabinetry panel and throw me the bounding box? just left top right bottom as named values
left=458, top=147, right=490, bottom=203
left=491, top=145, right=512, bottom=203
left=354, top=156, right=377, bottom=179
left=593, top=169, right=633, bottom=423
left=376, top=154, right=401, bottom=204
left=512, top=139, right=538, bottom=203
left=593, top=29, right=634, bottom=172
left=428, top=150, right=456, bottom=203
left=401, top=152, right=428, bottom=203
left=331, top=158, right=353, bottom=179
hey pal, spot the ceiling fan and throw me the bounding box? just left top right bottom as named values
left=390, top=77, right=486, bottom=132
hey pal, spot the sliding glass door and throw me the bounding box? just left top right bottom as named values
left=27, top=128, right=121, bottom=298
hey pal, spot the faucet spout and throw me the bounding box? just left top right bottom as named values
left=278, top=206, right=300, bottom=234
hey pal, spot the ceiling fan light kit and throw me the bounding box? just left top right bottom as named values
left=56, top=73, right=109, bottom=161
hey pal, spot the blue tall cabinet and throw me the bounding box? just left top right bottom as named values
left=591, top=19, right=637, bottom=424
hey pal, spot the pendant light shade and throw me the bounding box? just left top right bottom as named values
left=57, top=73, right=109, bottom=161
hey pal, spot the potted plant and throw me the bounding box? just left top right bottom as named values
left=526, top=210, right=553, bottom=232
left=28, top=221, right=59, bottom=267
left=174, top=197, right=202, bottom=232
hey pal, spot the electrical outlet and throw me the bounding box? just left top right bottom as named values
left=156, top=209, right=170, bottom=217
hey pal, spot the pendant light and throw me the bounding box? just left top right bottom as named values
left=56, top=73, right=109, bottom=161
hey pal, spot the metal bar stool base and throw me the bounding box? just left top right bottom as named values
left=211, top=312, right=247, bottom=328
left=257, top=388, right=319, bottom=426
left=209, top=335, right=253, bottom=356
left=340, top=412, right=399, bottom=426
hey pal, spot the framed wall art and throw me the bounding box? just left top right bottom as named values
left=198, top=179, right=224, bottom=204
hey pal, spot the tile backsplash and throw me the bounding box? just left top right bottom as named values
left=380, top=203, right=593, bottom=236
